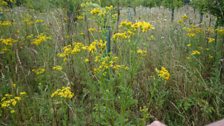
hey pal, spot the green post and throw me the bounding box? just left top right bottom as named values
left=106, top=26, right=111, bottom=55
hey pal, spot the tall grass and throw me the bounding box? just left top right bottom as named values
left=0, top=2, right=223, bottom=126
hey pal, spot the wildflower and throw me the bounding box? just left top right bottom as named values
left=0, top=20, right=12, bottom=26
left=0, top=38, right=17, bottom=46
left=77, top=15, right=84, bottom=20
left=137, top=49, right=147, bottom=56
left=88, top=28, right=96, bottom=32
left=155, top=67, right=170, bottom=80
left=31, top=34, right=51, bottom=46
left=178, top=20, right=184, bottom=24
left=94, top=55, right=128, bottom=74
left=132, top=21, right=154, bottom=32
left=191, top=50, right=200, bottom=56
left=80, top=32, right=85, bottom=36
left=184, top=25, right=202, bottom=37
left=87, top=41, right=97, bottom=53
left=119, top=20, right=133, bottom=28
left=12, top=83, right=16, bottom=88
left=23, top=18, right=34, bottom=25
left=84, top=58, right=89, bottom=63
left=181, top=14, right=188, bottom=20
left=20, top=92, right=27, bottom=95
left=32, top=67, right=45, bottom=75
left=105, top=5, right=113, bottom=11
left=186, top=33, right=196, bottom=38
left=35, top=19, right=44, bottom=23
left=90, top=8, right=101, bottom=15
left=52, top=65, right=63, bottom=71
left=26, top=34, right=34, bottom=39
left=51, top=86, right=74, bottom=99
left=0, top=91, right=26, bottom=113
left=187, top=43, right=191, bottom=47
left=10, top=110, right=15, bottom=113
left=216, top=28, right=224, bottom=35
left=113, top=32, right=130, bottom=40
left=208, top=37, right=215, bottom=43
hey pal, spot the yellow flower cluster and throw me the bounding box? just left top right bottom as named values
left=208, top=37, right=215, bottom=43
left=51, top=86, right=74, bottom=99
left=137, top=49, right=147, bottom=56
left=35, top=19, right=44, bottom=23
left=112, top=31, right=134, bottom=40
left=88, top=27, right=97, bottom=32
left=0, top=38, right=17, bottom=46
left=90, top=8, right=101, bottom=15
left=183, top=25, right=202, bottom=38
left=114, top=21, right=154, bottom=40
left=1, top=91, right=27, bottom=114
left=0, top=20, right=12, bottom=26
left=23, top=18, right=44, bottom=25
left=191, top=50, right=201, bottom=56
left=132, top=21, right=155, bottom=32
left=31, top=34, right=51, bottom=46
left=90, top=5, right=113, bottom=16
left=32, top=67, right=45, bottom=75
left=119, top=20, right=155, bottom=33
left=58, top=40, right=106, bottom=61
left=156, top=67, right=170, bottom=80
left=58, top=42, right=85, bottom=61
left=77, top=15, right=84, bottom=20
left=52, top=65, right=63, bottom=71
left=178, top=14, right=188, bottom=24
left=119, top=20, right=133, bottom=28
left=94, top=55, right=128, bottom=75
left=216, top=28, right=224, bottom=36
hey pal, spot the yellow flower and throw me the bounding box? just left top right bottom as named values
left=137, top=49, right=147, bottom=56
left=187, top=43, right=192, bottom=47
left=105, top=5, right=113, bottom=11
left=32, top=67, right=45, bottom=75
left=35, top=19, right=44, bottom=23
left=113, top=32, right=129, bottom=40
left=216, top=28, right=224, bottom=35
left=178, top=20, right=184, bottom=24
left=88, top=28, right=96, bottom=32
left=51, top=86, right=74, bottom=99
left=12, top=83, right=16, bottom=88
left=77, top=15, right=84, bottom=20
left=20, top=92, right=27, bottom=95
left=156, top=67, right=170, bottom=80
left=0, top=20, right=12, bottom=26
left=84, top=58, right=89, bottom=63
left=90, top=8, right=101, bottom=15
left=31, top=34, right=51, bottom=46
left=10, top=110, right=15, bottom=113
left=208, top=37, right=215, bottom=43
left=132, top=21, right=154, bottom=32
left=191, top=50, right=200, bottom=55
left=52, top=65, right=63, bottom=71
left=0, top=38, right=17, bottom=46
left=186, top=33, right=196, bottom=38
left=181, top=14, right=188, bottom=20
left=87, top=41, right=97, bottom=53
left=119, top=20, right=133, bottom=28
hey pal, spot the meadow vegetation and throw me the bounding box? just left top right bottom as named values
left=0, top=0, right=224, bottom=125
